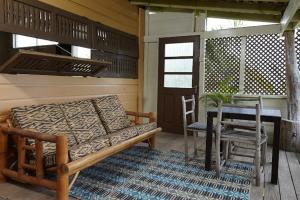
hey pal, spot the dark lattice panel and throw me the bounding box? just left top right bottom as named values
left=0, top=0, right=55, bottom=40
left=296, top=28, right=300, bottom=70
left=92, top=50, right=138, bottom=78
left=204, top=37, right=241, bottom=93
left=0, top=50, right=110, bottom=76
left=244, top=34, right=286, bottom=95
left=56, top=12, right=91, bottom=48
left=93, top=23, right=138, bottom=58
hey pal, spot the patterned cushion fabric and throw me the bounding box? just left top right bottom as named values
left=60, top=99, right=107, bottom=144
left=109, top=126, right=138, bottom=146
left=135, top=122, right=157, bottom=135
left=69, top=137, right=110, bottom=161
left=11, top=104, right=77, bottom=156
left=92, top=95, right=131, bottom=133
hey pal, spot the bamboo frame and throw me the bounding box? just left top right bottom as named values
left=0, top=111, right=160, bottom=200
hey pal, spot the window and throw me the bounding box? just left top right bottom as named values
left=163, top=42, right=194, bottom=88
left=13, top=34, right=57, bottom=48
left=72, top=46, right=91, bottom=59
left=206, top=18, right=275, bottom=31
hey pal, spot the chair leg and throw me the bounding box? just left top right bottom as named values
left=224, top=141, right=229, bottom=161
left=193, top=131, right=198, bottom=157
left=184, top=129, right=188, bottom=162
left=262, top=142, right=267, bottom=166
left=216, top=136, right=221, bottom=177
left=255, top=146, right=261, bottom=186
left=228, top=142, right=233, bottom=159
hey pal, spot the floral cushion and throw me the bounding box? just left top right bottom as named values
left=92, top=95, right=131, bottom=133
left=11, top=104, right=77, bottom=157
left=109, top=126, right=138, bottom=145
left=60, top=99, right=107, bottom=144
left=69, top=137, right=110, bottom=161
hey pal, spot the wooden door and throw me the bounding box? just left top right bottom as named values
left=157, top=36, right=200, bottom=134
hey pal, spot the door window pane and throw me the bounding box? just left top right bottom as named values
left=165, top=59, right=193, bottom=72
left=164, top=74, right=192, bottom=88
left=165, top=42, right=193, bottom=57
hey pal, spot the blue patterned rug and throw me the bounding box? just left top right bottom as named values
left=70, top=146, right=252, bottom=200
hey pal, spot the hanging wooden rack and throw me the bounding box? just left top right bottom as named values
left=0, top=50, right=111, bottom=77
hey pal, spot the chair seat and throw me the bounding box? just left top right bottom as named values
left=221, top=130, right=267, bottom=144
left=187, top=122, right=207, bottom=131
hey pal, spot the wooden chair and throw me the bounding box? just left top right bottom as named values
left=182, top=95, right=207, bottom=161
left=215, top=101, right=267, bottom=186
left=229, top=96, right=267, bottom=165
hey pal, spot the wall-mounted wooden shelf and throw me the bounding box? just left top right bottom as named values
left=0, top=50, right=111, bottom=77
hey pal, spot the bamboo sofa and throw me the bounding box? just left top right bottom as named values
left=0, top=95, right=161, bottom=199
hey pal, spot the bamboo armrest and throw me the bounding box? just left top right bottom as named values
left=0, top=126, right=57, bottom=143
left=126, top=111, right=156, bottom=123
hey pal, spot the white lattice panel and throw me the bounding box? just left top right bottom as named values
left=204, top=37, right=241, bottom=93
left=244, top=34, right=286, bottom=95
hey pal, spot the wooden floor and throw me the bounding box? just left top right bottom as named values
left=0, top=132, right=299, bottom=200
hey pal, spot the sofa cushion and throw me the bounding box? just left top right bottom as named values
left=11, top=104, right=77, bottom=159
left=69, top=137, right=110, bottom=161
left=60, top=99, right=107, bottom=144
left=135, top=122, right=157, bottom=135
left=92, top=95, right=131, bottom=133
left=109, top=126, right=138, bottom=146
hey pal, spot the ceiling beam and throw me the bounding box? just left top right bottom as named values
left=130, top=0, right=285, bottom=15
left=280, top=0, right=300, bottom=34
left=207, top=11, right=281, bottom=23
left=237, top=0, right=288, bottom=2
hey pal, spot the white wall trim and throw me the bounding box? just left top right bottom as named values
left=144, top=24, right=281, bottom=43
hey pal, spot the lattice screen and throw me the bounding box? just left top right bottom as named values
left=296, top=28, right=300, bottom=70
left=204, top=37, right=241, bottom=93
left=244, top=34, right=286, bottom=95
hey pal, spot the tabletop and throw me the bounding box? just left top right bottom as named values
left=207, top=107, right=282, bottom=118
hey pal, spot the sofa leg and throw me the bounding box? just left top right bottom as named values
left=0, top=128, right=7, bottom=183
left=56, top=135, right=69, bottom=200
left=57, top=171, right=69, bottom=200
left=149, top=136, right=155, bottom=149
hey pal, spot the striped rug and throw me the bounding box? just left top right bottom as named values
left=70, top=146, right=253, bottom=200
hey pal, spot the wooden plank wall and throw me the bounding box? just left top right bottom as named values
left=0, top=0, right=141, bottom=114
left=0, top=75, right=138, bottom=114
left=38, top=0, right=139, bottom=36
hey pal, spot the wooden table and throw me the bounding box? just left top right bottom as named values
left=205, top=107, right=282, bottom=184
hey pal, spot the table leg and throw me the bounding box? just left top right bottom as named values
left=271, top=118, right=281, bottom=184
left=205, top=115, right=213, bottom=170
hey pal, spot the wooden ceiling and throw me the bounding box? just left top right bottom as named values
left=129, top=0, right=300, bottom=33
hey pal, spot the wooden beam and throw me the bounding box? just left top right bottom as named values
left=130, top=0, right=285, bottom=15
left=283, top=30, right=300, bottom=148
left=138, top=8, right=145, bottom=113
left=207, top=11, right=281, bottom=23
left=280, top=0, right=300, bottom=34
left=291, top=10, right=300, bottom=22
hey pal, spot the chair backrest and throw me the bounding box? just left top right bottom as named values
left=216, top=101, right=262, bottom=143
left=181, top=95, right=196, bottom=127
left=232, top=96, right=264, bottom=109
